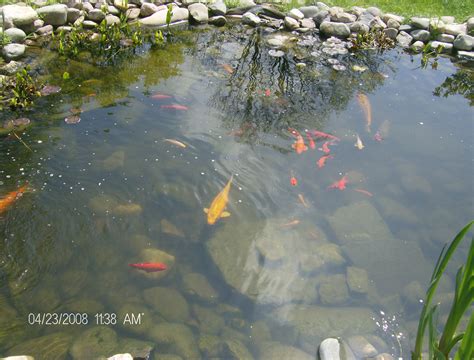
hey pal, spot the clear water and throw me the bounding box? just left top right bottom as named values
left=0, top=24, right=473, bottom=359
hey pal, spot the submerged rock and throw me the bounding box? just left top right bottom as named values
left=192, top=305, right=225, bottom=334
left=40, top=85, right=61, bottom=96
left=103, top=150, right=125, bottom=171
left=7, top=333, right=73, bottom=360
left=182, top=272, right=218, bottom=302
left=259, top=341, right=314, bottom=360
left=70, top=326, right=118, bottom=359
left=319, top=274, right=349, bottom=305
left=144, top=287, right=189, bottom=322
left=319, top=338, right=341, bottom=360
left=326, top=201, right=430, bottom=293
left=148, top=323, right=200, bottom=359
left=273, top=305, right=376, bottom=349
left=346, top=266, right=369, bottom=294
left=347, top=335, right=378, bottom=358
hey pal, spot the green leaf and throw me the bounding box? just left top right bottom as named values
left=62, top=71, right=70, bottom=80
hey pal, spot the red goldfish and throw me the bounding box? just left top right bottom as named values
left=354, top=188, right=373, bottom=197
left=0, top=185, right=28, bottom=215
left=129, top=262, right=167, bottom=272
left=317, top=154, right=333, bottom=168
left=152, top=92, right=172, bottom=100
left=328, top=176, right=348, bottom=191
left=311, top=130, right=340, bottom=142
left=321, top=141, right=332, bottom=154
left=264, top=89, right=271, bottom=97
left=292, top=135, right=308, bottom=154
left=290, top=171, right=298, bottom=186
left=160, top=104, right=189, bottom=111
left=279, top=219, right=300, bottom=228
left=374, top=132, right=383, bottom=142
left=357, top=93, right=372, bottom=133
left=306, top=133, right=316, bottom=149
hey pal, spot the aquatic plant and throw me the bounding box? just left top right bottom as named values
left=0, top=66, right=41, bottom=109
left=420, top=43, right=443, bottom=70
left=54, top=19, right=145, bottom=64
left=224, top=0, right=240, bottom=9
left=166, top=4, right=173, bottom=31
left=412, top=220, right=474, bottom=360
left=349, top=29, right=395, bottom=51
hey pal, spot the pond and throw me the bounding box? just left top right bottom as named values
left=0, top=23, right=473, bottom=359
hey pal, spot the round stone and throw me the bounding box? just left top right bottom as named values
left=268, top=49, right=285, bottom=57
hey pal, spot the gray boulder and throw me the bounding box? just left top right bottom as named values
left=396, top=31, right=413, bottom=47
left=441, top=16, right=455, bottom=24
left=350, top=21, right=369, bottom=34
left=410, top=40, right=425, bottom=52
left=37, top=4, right=68, bottom=26
left=208, top=1, right=226, bottom=16
left=444, top=23, right=467, bottom=36
left=429, top=40, right=453, bottom=53
left=188, top=3, right=209, bottom=23
left=319, top=338, right=340, bottom=360
left=386, top=18, right=400, bottom=29
left=298, top=6, right=320, bottom=18
left=313, top=10, right=329, bottom=26
left=284, top=16, right=299, bottom=30
left=1, top=5, right=38, bottom=30
left=87, top=9, right=105, bottom=22
left=411, top=16, right=429, bottom=30
left=366, top=6, right=381, bottom=17
left=2, top=43, right=26, bottom=60
left=288, top=8, right=304, bottom=20
left=383, top=27, right=398, bottom=39
left=4, top=28, right=26, bottom=43
left=467, top=17, right=474, bottom=35
left=331, top=11, right=356, bottom=23
left=105, top=14, right=121, bottom=25
left=457, top=50, right=474, bottom=59
left=67, top=8, right=83, bottom=24
left=209, top=15, right=226, bottom=26
left=411, top=29, right=430, bottom=42
left=140, top=3, right=160, bottom=17
left=436, top=33, right=455, bottom=43
left=382, top=13, right=403, bottom=24
left=320, top=21, right=350, bottom=38
left=139, top=8, right=189, bottom=26
left=242, top=12, right=261, bottom=26
left=453, top=34, right=474, bottom=50
left=37, top=24, right=54, bottom=35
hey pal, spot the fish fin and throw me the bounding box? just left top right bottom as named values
left=203, top=208, right=209, bottom=214
left=221, top=211, right=231, bottom=218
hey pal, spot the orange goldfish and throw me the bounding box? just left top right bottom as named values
left=311, top=130, right=340, bottom=142
left=204, top=175, right=233, bottom=225
left=279, top=219, right=300, bottom=228
left=306, top=133, right=316, bottom=149
left=317, top=154, right=333, bottom=168
left=354, top=188, right=373, bottom=197
left=354, top=134, right=365, bottom=150
left=357, top=93, right=372, bottom=133
left=160, top=104, right=189, bottom=111
left=328, top=176, right=348, bottom=191
left=0, top=185, right=28, bottom=214
left=292, top=135, right=308, bottom=154
left=297, top=194, right=310, bottom=208
left=163, top=139, right=187, bottom=148
left=222, top=64, right=234, bottom=74
left=152, top=92, right=172, bottom=100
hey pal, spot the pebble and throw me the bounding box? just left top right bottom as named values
left=268, top=49, right=285, bottom=57
left=319, top=338, right=341, bottom=360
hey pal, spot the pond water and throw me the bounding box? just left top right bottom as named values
left=0, top=23, right=473, bottom=359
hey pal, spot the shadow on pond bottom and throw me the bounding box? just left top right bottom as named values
left=0, top=23, right=473, bottom=359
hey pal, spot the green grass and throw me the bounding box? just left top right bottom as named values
left=324, top=0, right=473, bottom=22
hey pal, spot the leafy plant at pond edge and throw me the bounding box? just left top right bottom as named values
left=0, top=66, right=42, bottom=109
left=412, top=220, right=474, bottom=360
left=420, top=43, right=443, bottom=70
left=166, top=4, right=173, bottom=32
left=349, top=29, right=395, bottom=52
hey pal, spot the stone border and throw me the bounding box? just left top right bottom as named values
left=0, top=0, right=473, bottom=61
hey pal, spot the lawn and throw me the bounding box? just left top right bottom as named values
left=324, top=0, right=473, bottom=22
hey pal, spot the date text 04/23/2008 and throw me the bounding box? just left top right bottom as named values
left=27, top=312, right=144, bottom=326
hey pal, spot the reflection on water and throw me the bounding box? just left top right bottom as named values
left=0, top=23, right=473, bottom=359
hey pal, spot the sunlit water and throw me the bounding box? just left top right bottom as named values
left=0, top=24, right=473, bottom=359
